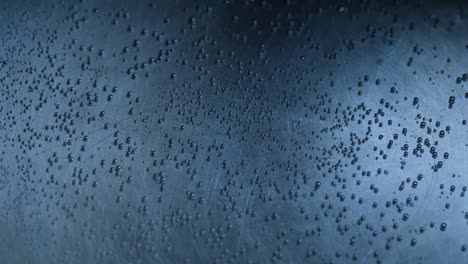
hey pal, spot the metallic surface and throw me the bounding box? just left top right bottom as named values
left=0, top=0, right=467, bottom=263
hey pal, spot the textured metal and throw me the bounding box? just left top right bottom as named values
left=0, top=0, right=468, bottom=263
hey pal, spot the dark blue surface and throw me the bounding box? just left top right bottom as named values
left=0, top=0, right=468, bottom=263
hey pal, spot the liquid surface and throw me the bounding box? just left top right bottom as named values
left=0, top=0, right=467, bottom=263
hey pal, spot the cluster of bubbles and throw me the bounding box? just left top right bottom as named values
left=0, top=0, right=468, bottom=263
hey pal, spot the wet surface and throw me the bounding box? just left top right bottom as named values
left=1, top=0, right=468, bottom=263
